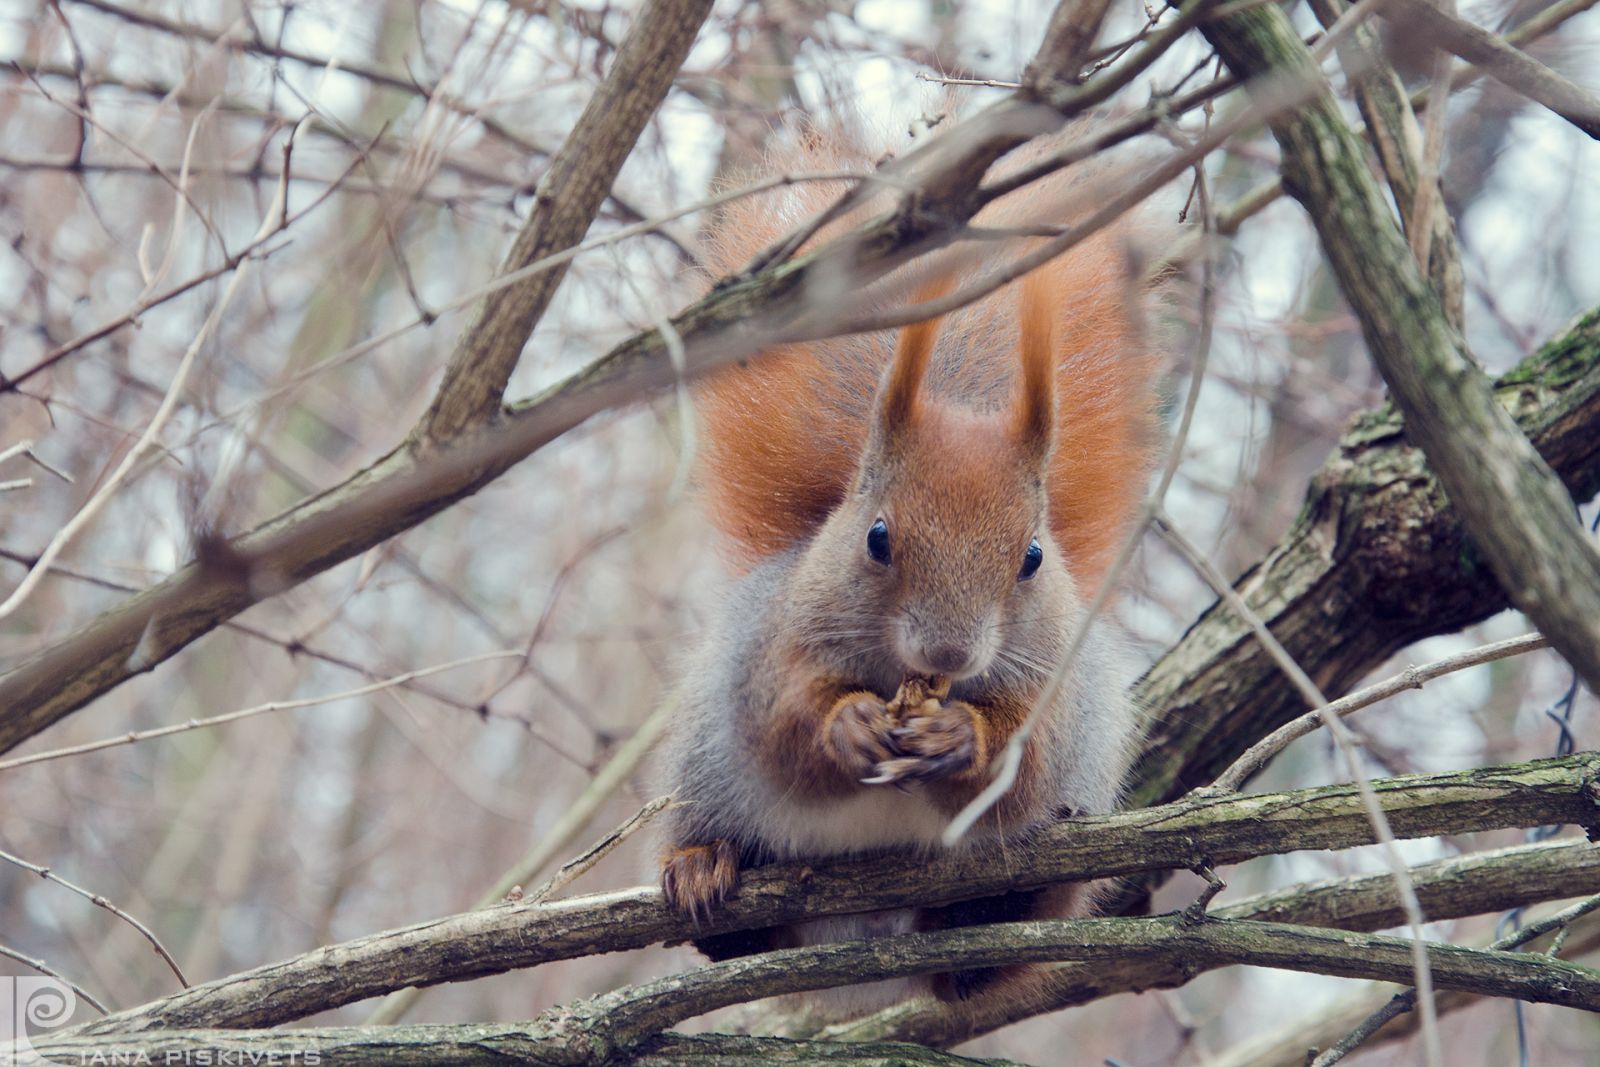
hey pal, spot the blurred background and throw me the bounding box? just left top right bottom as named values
left=0, top=0, right=1597, bottom=1063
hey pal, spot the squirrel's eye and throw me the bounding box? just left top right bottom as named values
left=1018, top=537, right=1043, bottom=581
left=866, top=518, right=892, bottom=565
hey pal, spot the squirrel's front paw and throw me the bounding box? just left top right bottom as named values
left=825, top=691, right=899, bottom=781
left=661, top=839, right=739, bottom=923
left=870, top=700, right=979, bottom=784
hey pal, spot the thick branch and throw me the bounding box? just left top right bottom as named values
left=68, top=755, right=1600, bottom=1034
left=1388, top=0, right=1600, bottom=140
left=32, top=1029, right=1027, bottom=1067
left=1192, top=0, right=1600, bottom=716
left=41, top=916, right=1600, bottom=1066
left=824, top=838, right=1600, bottom=1045
left=417, top=0, right=713, bottom=438
left=1130, top=304, right=1600, bottom=805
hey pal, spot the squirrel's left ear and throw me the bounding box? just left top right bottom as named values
left=1011, top=273, right=1057, bottom=467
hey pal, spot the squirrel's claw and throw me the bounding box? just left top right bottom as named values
left=860, top=763, right=915, bottom=791
left=661, top=839, right=740, bottom=924
left=863, top=756, right=929, bottom=787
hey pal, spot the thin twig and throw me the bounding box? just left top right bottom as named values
left=0, top=849, right=187, bottom=988
left=0, top=941, right=109, bottom=1014
left=362, top=695, right=678, bottom=1025
left=201, top=168, right=895, bottom=428
left=528, top=796, right=672, bottom=904
left=0, top=651, right=524, bottom=771
left=1410, top=3, right=1455, bottom=271
left=0, top=116, right=330, bottom=620
left=1213, top=632, right=1551, bottom=790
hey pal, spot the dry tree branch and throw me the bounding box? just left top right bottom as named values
left=0, top=0, right=1210, bottom=757
left=416, top=0, right=716, bottom=439
left=1312, top=893, right=1600, bottom=1066
left=39, top=908, right=1600, bottom=1066
left=0, top=135, right=366, bottom=395
left=1152, top=510, right=1443, bottom=1065
left=0, top=848, right=187, bottom=989
left=362, top=698, right=678, bottom=1025
left=1306, top=0, right=1463, bottom=328
left=0, top=118, right=307, bottom=623
left=1213, top=631, right=1550, bottom=790
left=33, top=1027, right=1026, bottom=1067
left=0, top=942, right=109, bottom=1015
left=1210, top=916, right=1600, bottom=1067
left=822, top=838, right=1600, bottom=1046
left=59, top=754, right=1600, bottom=1035
left=1129, top=302, right=1600, bottom=806
left=1213, top=0, right=1598, bottom=236
left=0, top=546, right=559, bottom=735
left=1197, top=0, right=1600, bottom=734
left=0, top=651, right=525, bottom=771
left=1387, top=0, right=1600, bottom=140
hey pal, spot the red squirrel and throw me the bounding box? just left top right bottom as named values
left=657, top=120, right=1161, bottom=1008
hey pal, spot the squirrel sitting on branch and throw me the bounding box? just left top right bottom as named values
left=657, top=116, right=1166, bottom=1010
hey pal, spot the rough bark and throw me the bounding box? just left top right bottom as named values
left=38, top=916, right=1600, bottom=1066
left=1189, top=0, right=1600, bottom=747
left=66, top=755, right=1600, bottom=1035
left=1130, top=305, right=1600, bottom=806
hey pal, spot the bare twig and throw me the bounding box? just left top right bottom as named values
left=417, top=0, right=716, bottom=438
left=1311, top=892, right=1600, bottom=1065
left=0, top=119, right=306, bottom=623
left=0, top=849, right=187, bottom=988
left=1213, top=631, right=1551, bottom=790
left=1409, top=2, right=1455, bottom=274
left=0, top=651, right=523, bottom=771
left=0, top=942, right=109, bottom=1015
left=363, top=698, right=677, bottom=1024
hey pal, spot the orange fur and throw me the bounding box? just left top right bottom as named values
left=694, top=125, right=1160, bottom=590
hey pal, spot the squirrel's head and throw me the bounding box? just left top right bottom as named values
left=800, top=276, right=1067, bottom=683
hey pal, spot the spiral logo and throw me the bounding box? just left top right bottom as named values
left=3, top=977, right=77, bottom=1064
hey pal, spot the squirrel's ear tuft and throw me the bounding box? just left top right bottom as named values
left=1011, top=273, right=1057, bottom=465
left=878, top=283, right=949, bottom=433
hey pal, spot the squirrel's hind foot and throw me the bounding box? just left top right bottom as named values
left=661, top=839, right=740, bottom=923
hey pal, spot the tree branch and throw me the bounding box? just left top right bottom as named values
left=824, top=838, right=1600, bottom=1046
left=39, top=913, right=1600, bottom=1066
left=0, top=0, right=1198, bottom=757
left=66, top=755, right=1600, bottom=1035
left=416, top=0, right=714, bottom=439
left=1129, top=303, right=1600, bottom=806
left=1190, top=0, right=1600, bottom=714
left=1387, top=0, right=1600, bottom=140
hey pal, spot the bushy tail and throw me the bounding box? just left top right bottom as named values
left=694, top=120, right=1164, bottom=591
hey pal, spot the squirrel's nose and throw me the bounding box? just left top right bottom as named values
left=924, top=644, right=973, bottom=676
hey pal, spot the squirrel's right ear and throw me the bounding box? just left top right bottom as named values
left=878, top=306, right=941, bottom=432
left=877, top=281, right=952, bottom=437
